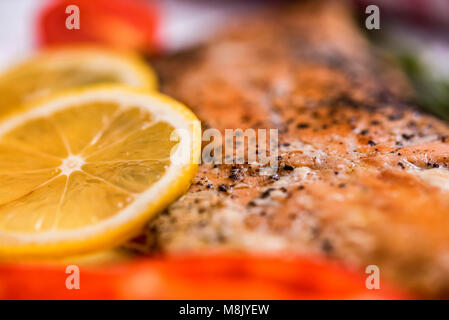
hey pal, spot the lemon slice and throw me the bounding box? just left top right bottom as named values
left=0, top=85, right=201, bottom=259
left=0, top=47, right=157, bottom=119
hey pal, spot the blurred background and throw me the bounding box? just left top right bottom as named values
left=0, top=0, right=448, bottom=119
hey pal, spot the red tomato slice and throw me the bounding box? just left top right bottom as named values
left=0, top=254, right=409, bottom=300
left=36, top=0, right=160, bottom=53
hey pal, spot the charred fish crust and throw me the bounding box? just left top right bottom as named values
left=146, top=1, right=449, bottom=298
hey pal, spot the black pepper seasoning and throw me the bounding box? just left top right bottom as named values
left=218, top=184, right=228, bottom=192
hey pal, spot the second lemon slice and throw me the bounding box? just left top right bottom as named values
left=0, top=46, right=157, bottom=119
left=0, top=85, right=201, bottom=259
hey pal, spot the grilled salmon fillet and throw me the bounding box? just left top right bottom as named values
left=136, top=1, right=449, bottom=297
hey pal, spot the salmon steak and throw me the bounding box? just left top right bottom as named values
left=134, top=2, right=449, bottom=298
